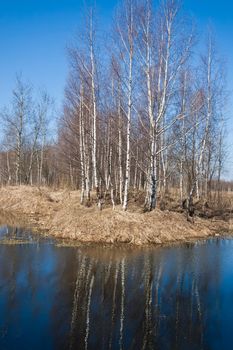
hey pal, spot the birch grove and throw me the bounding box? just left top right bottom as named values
left=0, top=76, right=52, bottom=186
left=0, top=0, right=228, bottom=212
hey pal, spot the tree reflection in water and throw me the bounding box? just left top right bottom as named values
left=0, top=234, right=230, bottom=350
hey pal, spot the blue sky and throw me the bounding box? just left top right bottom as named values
left=0, top=0, right=115, bottom=107
left=0, top=0, right=232, bottom=176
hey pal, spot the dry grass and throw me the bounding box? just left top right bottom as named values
left=0, top=185, right=231, bottom=245
left=0, top=238, right=33, bottom=245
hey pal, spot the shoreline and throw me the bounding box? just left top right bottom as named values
left=0, top=186, right=232, bottom=246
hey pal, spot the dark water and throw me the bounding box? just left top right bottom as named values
left=0, top=227, right=233, bottom=349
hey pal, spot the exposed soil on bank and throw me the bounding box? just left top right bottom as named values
left=0, top=186, right=232, bottom=245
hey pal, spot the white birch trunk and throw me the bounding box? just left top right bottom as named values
left=122, top=3, right=134, bottom=211
left=79, top=86, right=85, bottom=204
left=89, top=12, right=98, bottom=193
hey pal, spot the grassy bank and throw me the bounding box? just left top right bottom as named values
left=0, top=186, right=231, bottom=245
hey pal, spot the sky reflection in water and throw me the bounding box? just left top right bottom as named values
left=0, top=227, right=233, bottom=350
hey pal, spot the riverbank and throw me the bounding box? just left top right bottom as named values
left=0, top=186, right=231, bottom=245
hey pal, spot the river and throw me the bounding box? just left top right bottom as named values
left=0, top=225, right=232, bottom=349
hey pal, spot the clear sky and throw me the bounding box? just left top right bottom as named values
left=0, top=0, right=232, bottom=177
left=0, top=0, right=115, bottom=107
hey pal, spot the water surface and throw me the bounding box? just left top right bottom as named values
left=0, top=226, right=233, bottom=349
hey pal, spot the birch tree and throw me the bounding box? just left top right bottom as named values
left=0, top=0, right=226, bottom=211
left=1, top=76, right=32, bottom=185
left=137, top=0, right=194, bottom=210
left=115, top=0, right=137, bottom=211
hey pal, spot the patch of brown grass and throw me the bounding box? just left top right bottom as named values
left=0, top=186, right=231, bottom=245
